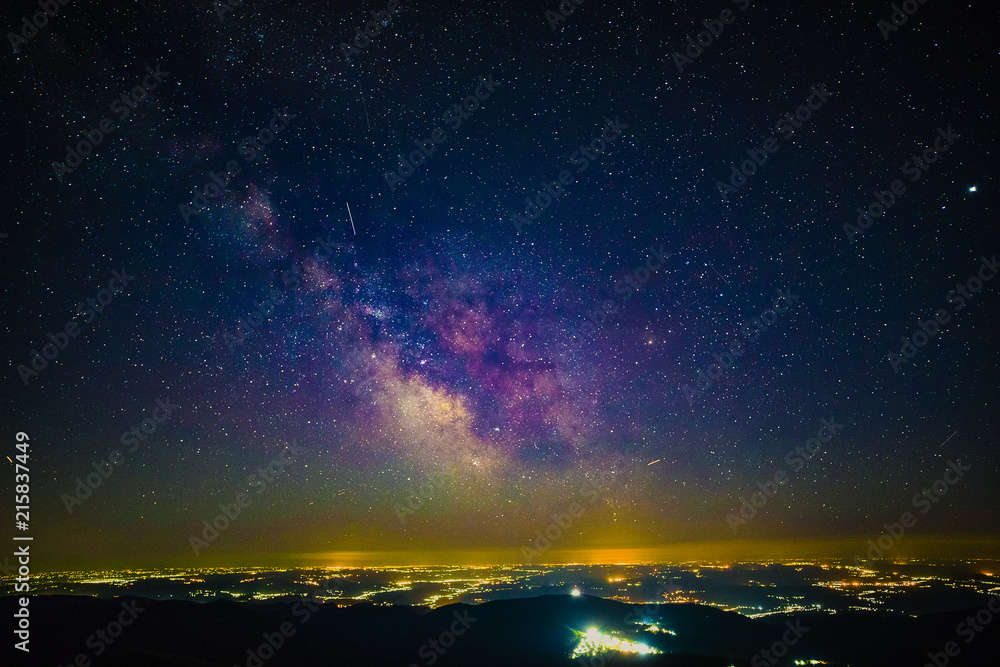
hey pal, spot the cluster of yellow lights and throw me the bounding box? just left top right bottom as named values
left=634, top=622, right=675, bottom=636
left=570, top=628, right=661, bottom=658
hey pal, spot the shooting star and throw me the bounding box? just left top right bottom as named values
left=670, top=0, right=696, bottom=24
left=709, top=265, right=730, bottom=285
left=939, top=431, right=958, bottom=447
left=346, top=202, right=356, bottom=236
left=349, top=61, right=372, bottom=130
left=648, top=459, right=662, bottom=466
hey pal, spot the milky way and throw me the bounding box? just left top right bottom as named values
left=1, top=0, right=997, bottom=568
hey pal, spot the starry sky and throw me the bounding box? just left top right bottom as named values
left=2, top=0, right=997, bottom=571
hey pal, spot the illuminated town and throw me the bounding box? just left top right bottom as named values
left=5, top=558, right=999, bottom=664
left=8, top=559, right=997, bottom=615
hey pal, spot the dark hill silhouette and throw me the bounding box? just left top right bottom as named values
left=2, top=593, right=997, bottom=666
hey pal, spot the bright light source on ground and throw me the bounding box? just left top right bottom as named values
left=570, top=627, right=661, bottom=658
left=633, top=621, right=676, bottom=635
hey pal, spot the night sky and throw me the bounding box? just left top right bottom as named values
left=2, top=0, right=997, bottom=571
